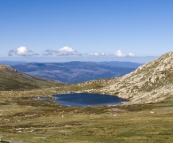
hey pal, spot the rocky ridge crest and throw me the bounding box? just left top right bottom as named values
left=84, top=51, right=173, bottom=103
left=108, top=51, right=173, bottom=103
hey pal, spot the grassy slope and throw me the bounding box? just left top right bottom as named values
left=0, top=69, right=63, bottom=91
left=0, top=54, right=173, bottom=143
left=0, top=88, right=173, bottom=143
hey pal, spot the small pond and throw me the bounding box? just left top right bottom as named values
left=33, top=97, right=50, bottom=101
left=52, top=93, right=128, bottom=107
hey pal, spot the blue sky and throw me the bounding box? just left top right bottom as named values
left=0, top=0, right=173, bottom=63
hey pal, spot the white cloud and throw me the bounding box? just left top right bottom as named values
left=114, top=50, right=126, bottom=57
left=56, top=47, right=82, bottom=56
left=8, top=46, right=39, bottom=56
left=128, top=52, right=135, bottom=57
left=43, top=47, right=82, bottom=56
left=86, top=50, right=135, bottom=57
left=15, top=46, right=135, bottom=58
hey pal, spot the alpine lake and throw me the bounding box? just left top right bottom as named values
left=35, top=92, right=128, bottom=106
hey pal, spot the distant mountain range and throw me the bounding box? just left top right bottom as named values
left=13, top=61, right=141, bottom=84
left=0, top=61, right=26, bottom=65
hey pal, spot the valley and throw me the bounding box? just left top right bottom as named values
left=1, top=0, right=172, bottom=142
left=0, top=52, right=173, bottom=143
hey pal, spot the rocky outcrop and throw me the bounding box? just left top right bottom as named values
left=0, top=64, right=18, bottom=73
left=84, top=51, right=173, bottom=104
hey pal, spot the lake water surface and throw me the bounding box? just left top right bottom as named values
left=52, top=93, right=128, bottom=106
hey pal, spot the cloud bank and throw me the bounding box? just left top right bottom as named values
left=9, top=46, right=39, bottom=56
left=8, top=46, right=135, bottom=58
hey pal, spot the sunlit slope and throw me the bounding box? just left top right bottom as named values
left=78, top=51, right=173, bottom=103
left=0, top=64, right=63, bottom=91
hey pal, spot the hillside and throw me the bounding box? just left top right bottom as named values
left=0, top=64, right=63, bottom=91
left=76, top=51, right=173, bottom=103
left=13, top=61, right=141, bottom=83
left=0, top=56, right=173, bottom=143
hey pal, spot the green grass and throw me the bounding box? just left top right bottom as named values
left=0, top=88, right=173, bottom=143
left=0, top=70, right=64, bottom=91
left=1, top=55, right=173, bottom=142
